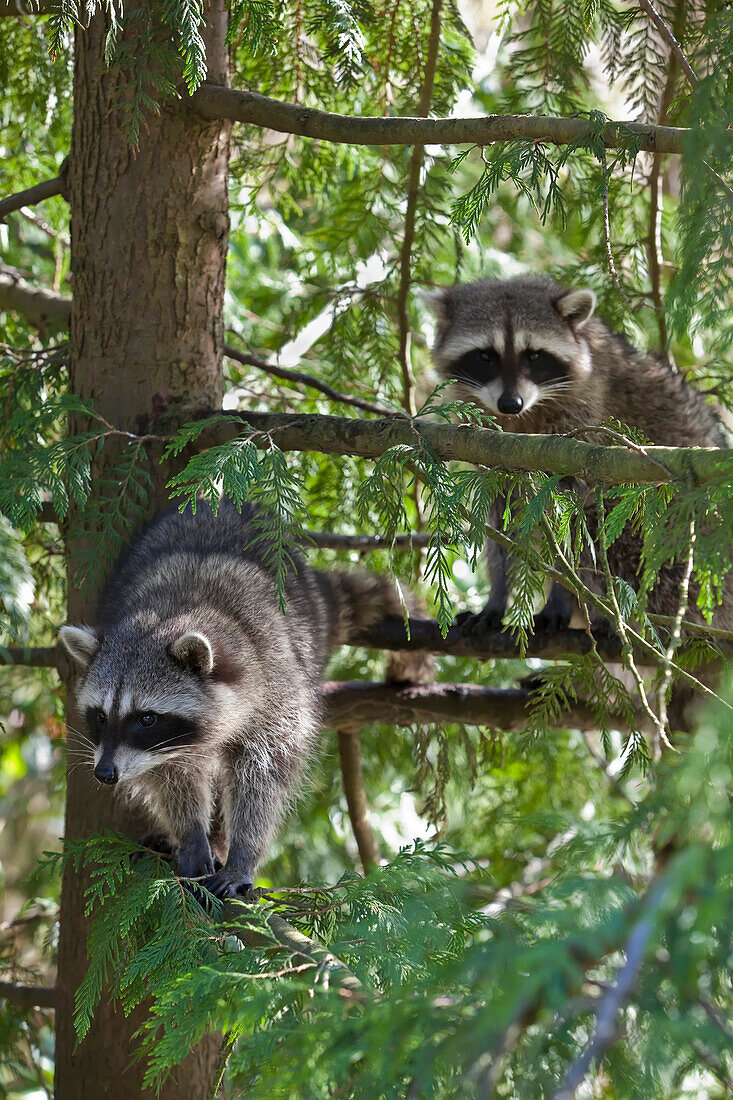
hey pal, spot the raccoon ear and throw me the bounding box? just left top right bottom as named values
left=58, top=625, right=100, bottom=669
left=416, top=287, right=453, bottom=322
left=555, top=287, right=596, bottom=330
left=169, top=632, right=214, bottom=677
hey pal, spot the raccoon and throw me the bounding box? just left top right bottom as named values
left=59, top=501, right=425, bottom=898
left=422, top=274, right=730, bottom=638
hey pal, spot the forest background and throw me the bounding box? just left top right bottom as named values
left=0, top=0, right=732, bottom=1097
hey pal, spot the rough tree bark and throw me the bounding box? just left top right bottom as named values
left=54, top=4, right=231, bottom=1097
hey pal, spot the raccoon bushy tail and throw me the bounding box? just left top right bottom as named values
left=320, top=569, right=434, bottom=684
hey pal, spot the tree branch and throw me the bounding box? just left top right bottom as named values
left=304, top=530, right=430, bottom=551
left=197, top=410, right=732, bottom=486
left=0, top=980, right=57, bottom=1009
left=554, top=875, right=669, bottom=1099
left=224, top=343, right=396, bottom=417
left=4, top=616, right=731, bottom=679
left=0, top=160, right=68, bottom=220
left=337, top=730, right=380, bottom=871
left=0, top=269, right=70, bottom=331
left=322, top=681, right=647, bottom=733
left=191, top=84, right=692, bottom=155
left=395, top=0, right=443, bottom=416
left=637, top=0, right=699, bottom=87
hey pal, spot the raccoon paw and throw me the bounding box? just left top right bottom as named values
left=200, top=869, right=255, bottom=901
left=533, top=606, right=573, bottom=632
left=454, top=606, right=505, bottom=636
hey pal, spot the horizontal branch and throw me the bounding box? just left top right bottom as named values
left=192, top=84, right=691, bottom=155
left=323, top=681, right=645, bottom=733
left=0, top=980, right=57, bottom=1009
left=304, top=530, right=430, bottom=551
left=7, top=284, right=730, bottom=486
left=200, top=410, right=732, bottom=486
left=0, top=161, right=67, bottom=220
left=1, top=645, right=66, bottom=670
left=0, top=269, right=70, bottom=332
left=5, top=617, right=730, bottom=677
left=0, top=621, right=628, bottom=676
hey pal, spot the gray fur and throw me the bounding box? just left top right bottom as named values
left=425, top=275, right=732, bottom=648
left=60, top=501, right=420, bottom=897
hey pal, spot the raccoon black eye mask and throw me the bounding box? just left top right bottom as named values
left=60, top=500, right=427, bottom=899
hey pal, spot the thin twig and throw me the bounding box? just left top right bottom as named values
left=599, top=147, right=635, bottom=311
left=224, top=343, right=398, bottom=418
left=657, top=516, right=696, bottom=736
left=636, top=0, right=698, bottom=87
left=594, top=488, right=667, bottom=746
left=554, top=875, right=669, bottom=1099
left=395, top=0, right=443, bottom=415
left=337, top=730, right=380, bottom=871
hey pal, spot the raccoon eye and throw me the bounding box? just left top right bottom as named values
left=479, top=349, right=493, bottom=362
left=138, top=713, right=157, bottom=728
left=96, top=710, right=106, bottom=725
left=527, top=350, right=540, bottom=362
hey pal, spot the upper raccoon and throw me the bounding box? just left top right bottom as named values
left=423, top=274, right=729, bottom=636
left=59, top=501, right=425, bottom=898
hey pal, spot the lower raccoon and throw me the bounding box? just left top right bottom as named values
left=422, top=274, right=732, bottom=651
left=59, top=501, right=426, bottom=897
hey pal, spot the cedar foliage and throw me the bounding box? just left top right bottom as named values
left=0, top=1, right=732, bottom=1096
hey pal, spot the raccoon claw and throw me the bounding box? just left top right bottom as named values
left=200, top=870, right=255, bottom=901
left=454, top=607, right=505, bottom=637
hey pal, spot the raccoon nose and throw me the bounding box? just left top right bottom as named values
left=93, top=761, right=118, bottom=785
left=498, top=394, right=523, bottom=415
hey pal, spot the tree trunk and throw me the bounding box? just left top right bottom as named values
left=55, top=4, right=230, bottom=1096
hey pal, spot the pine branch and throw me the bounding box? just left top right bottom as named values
left=0, top=159, right=68, bottom=219
left=226, top=907, right=363, bottom=997
left=0, top=980, right=57, bottom=1009
left=192, top=84, right=693, bottom=155
left=337, top=730, right=380, bottom=871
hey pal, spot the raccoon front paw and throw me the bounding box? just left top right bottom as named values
left=175, top=842, right=216, bottom=880
left=200, top=868, right=255, bottom=900
left=454, top=606, right=505, bottom=636
left=533, top=606, right=572, bottom=632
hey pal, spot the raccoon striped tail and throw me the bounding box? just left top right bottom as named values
left=321, top=569, right=434, bottom=684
